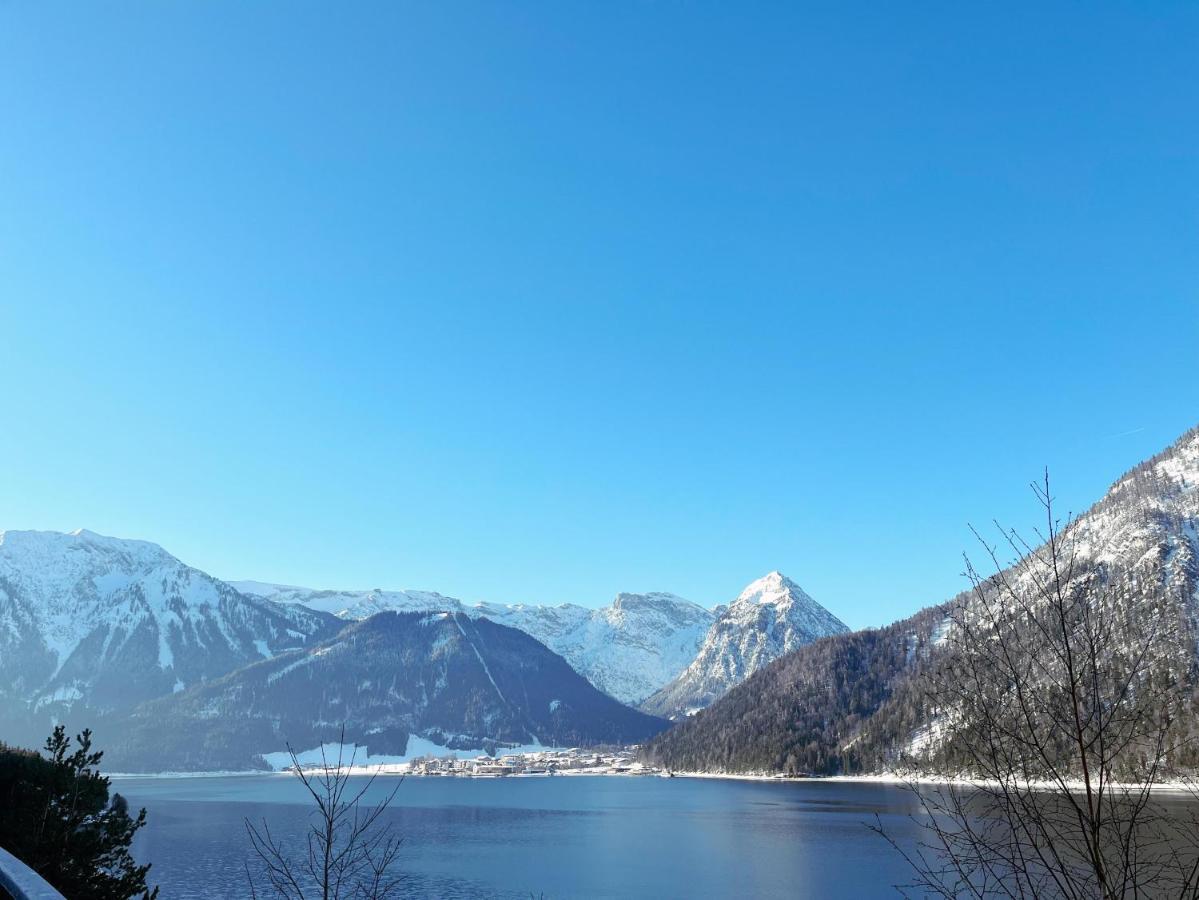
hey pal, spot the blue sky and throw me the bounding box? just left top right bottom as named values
left=1, top=3, right=1195, bottom=628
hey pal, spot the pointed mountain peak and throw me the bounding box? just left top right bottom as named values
left=735, top=570, right=808, bottom=606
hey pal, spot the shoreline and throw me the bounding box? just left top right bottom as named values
left=673, top=772, right=1199, bottom=794
left=108, top=769, right=1199, bottom=794
left=107, top=762, right=1199, bottom=790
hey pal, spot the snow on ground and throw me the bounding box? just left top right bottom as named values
left=261, top=734, right=552, bottom=772
left=931, top=617, right=952, bottom=646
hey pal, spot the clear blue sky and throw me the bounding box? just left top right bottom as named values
left=1, top=3, right=1195, bottom=628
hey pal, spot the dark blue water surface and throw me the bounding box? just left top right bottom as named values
left=118, top=774, right=927, bottom=898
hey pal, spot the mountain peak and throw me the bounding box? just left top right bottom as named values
left=641, top=571, right=850, bottom=720
left=735, top=570, right=805, bottom=606
left=0, top=527, right=171, bottom=562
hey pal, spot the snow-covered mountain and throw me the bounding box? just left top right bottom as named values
left=645, top=425, right=1199, bottom=775
left=0, top=525, right=849, bottom=768
left=0, top=529, right=339, bottom=745
left=641, top=571, right=850, bottom=719
left=104, top=610, right=669, bottom=772
left=229, top=582, right=465, bottom=619
left=483, top=593, right=717, bottom=704
left=233, top=582, right=716, bottom=704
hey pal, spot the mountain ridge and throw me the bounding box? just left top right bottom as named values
left=0, top=528, right=340, bottom=747
left=102, top=610, right=669, bottom=771
left=234, top=581, right=720, bottom=704
left=643, top=425, right=1199, bottom=775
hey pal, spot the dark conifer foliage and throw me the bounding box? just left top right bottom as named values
left=642, top=603, right=951, bottom=774
left=0, top=726, right=158, bottom=899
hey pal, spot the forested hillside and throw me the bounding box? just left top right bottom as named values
left=645, top=426, right=1199, bottom=776
left=643, top=602, right=950, bottom=774
left=104, top=611, right=669, bottom=771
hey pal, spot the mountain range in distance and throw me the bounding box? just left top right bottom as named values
left=234, top=570, right=849, bottom=716
left=5, top=424, right=1194, bottom=776
left=106, top=610, right=668, bottom=772
left=230, top=581, right=719, bottom=707
left=0, top=524, right=847, bottom=769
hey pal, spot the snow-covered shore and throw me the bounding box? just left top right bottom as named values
left=107, top=766, right=1199, bottom=795
left=107, top=755, right=1199, bottom=796
left=670, top=771, right=1199, bottom=796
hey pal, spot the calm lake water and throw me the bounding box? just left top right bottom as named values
left=118, top=774, right=928, bottom=898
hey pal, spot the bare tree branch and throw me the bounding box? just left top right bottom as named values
left=880, top=473, right=1199, bottom=899
left=245, top=726, right=405, bottom=900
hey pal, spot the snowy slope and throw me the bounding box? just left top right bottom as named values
left=105, top=611, right=668, bottom=771
left=641, top=571, right=850, bottom=719
left=480, top=593, right=716, bottom=704
left=0, top=529, right=338, bottom=739
left=229, top=582, right=466, bottom=619
left=645, top=425, right=1199, bottom=774
left=233, top=581, right=716, bottom=704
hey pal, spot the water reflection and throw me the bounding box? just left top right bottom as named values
left=122, top=775, right=930, bottom=898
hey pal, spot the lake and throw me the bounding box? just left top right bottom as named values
left=117, top=774, right=929, bottom=898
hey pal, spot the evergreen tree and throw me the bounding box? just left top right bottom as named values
left=0, top=726, right=158, bottom=899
